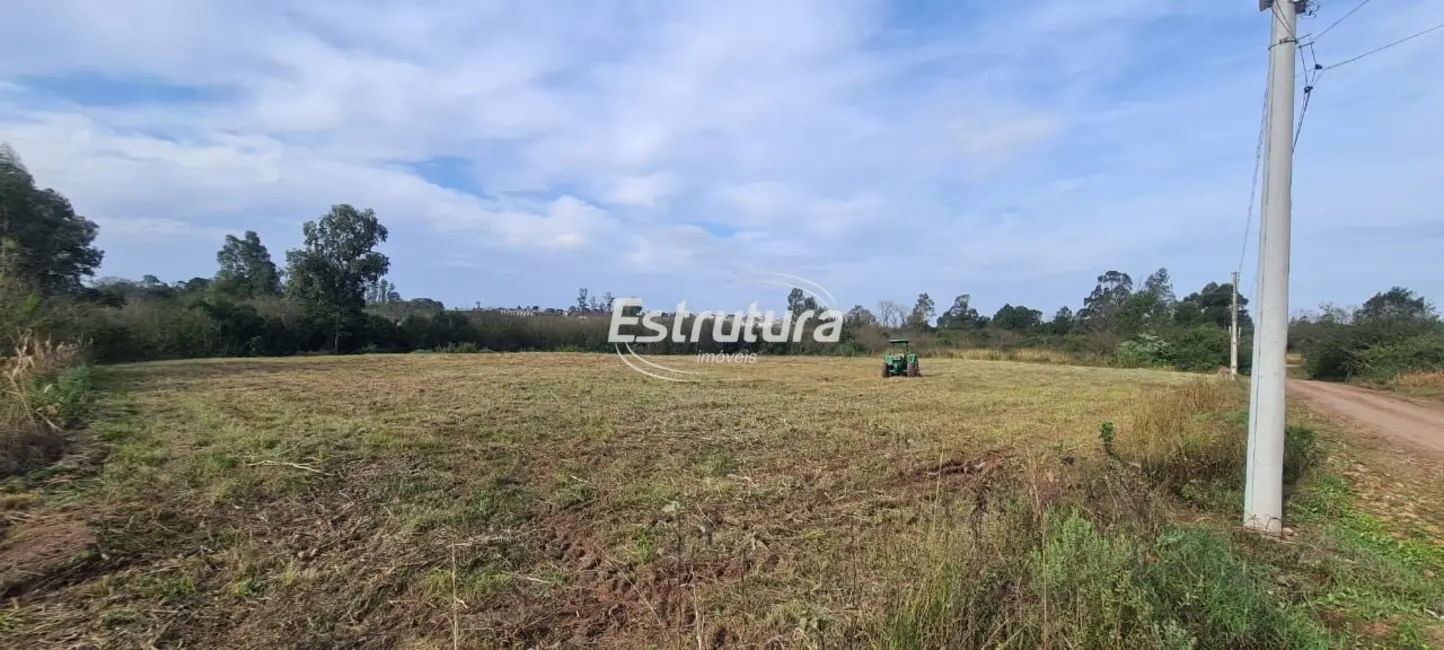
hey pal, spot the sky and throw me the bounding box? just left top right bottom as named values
left=1, top=0, right=1441, bottom=317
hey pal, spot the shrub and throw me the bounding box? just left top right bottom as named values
left=1163, top=325, right=1234, bottom=373
left=1116, top=333, right=1169, bottom=368
left=1349, top=331, right=1444, bottom=382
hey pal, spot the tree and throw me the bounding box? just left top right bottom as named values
left=1177, top=282, right=1250, bottom=330
left=907, top=293, right=935, bottom=330
left=844, top=305, right=876, bottom=327
left=991, top=304, right=1043, bottom=331
left=1356, top=287, right=1435, bottom=323
left=576, top=288, right=591, bottom=313
left=938, top=294, right=983, bottom=330
left=1142, top=268, right=1176, bottom=306
left=285, top=205, right=391, bottom=352
left=876, top=300, right=906, bottom=329
left=1114, top=292, right=1157, bottom=339
left=1139, top=267, right=1176, bottom=329
left=787, top=288, right=821, bottom=316
left=0, top=144, right=103, bottom=294
left=216, top=231, right=282, bottom=298
left=365, top=278, right=400, bottom=304
left=599, top=292, right=616, bottom=312
left=1048, top=307, right=1076, bottom=335
left=177, top=277, right=212, bottom=293
left=1079, top=270, right=1133, bottom=330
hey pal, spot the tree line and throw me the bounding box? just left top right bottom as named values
left=3, top=143, right=1438, bottom=377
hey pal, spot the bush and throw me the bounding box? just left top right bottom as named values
left=1116, top=333, right=1168, bottom=368
left=1303, top=332, right=1355, bottom=380
left=1349, top=331, right=1444, bottom=382
left=1163, top=325, right=1233, bottom=373
left=1301, top=311, right=1444, bottom=382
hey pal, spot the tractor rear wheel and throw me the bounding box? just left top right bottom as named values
left=907, top=361, right=920, bottom=377
left=882, top=363, right=890, bottom=379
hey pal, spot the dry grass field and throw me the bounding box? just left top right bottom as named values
left=1, top=353, right=1441, bottom=649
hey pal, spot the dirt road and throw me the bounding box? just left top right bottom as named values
left=1289, top=379, right=1444, bottom=454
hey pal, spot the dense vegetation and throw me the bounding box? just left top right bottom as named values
left=1291, top=288, right=1444, bottom=383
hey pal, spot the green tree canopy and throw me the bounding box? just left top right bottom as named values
left=285, top=205, right=391, bottom=350
left=907, top=292, right=935, bottom=331
left=991, top=303, right=1043, bottom=331
left=216, top=231, right=282, bottom=298
left=0, top=144, right=103, bottom=294
left=1356, top=287, right=1434, bottom=323
left=938, top=294, right=983, bottom=330
left=1177, top=282, right=1250, bottom=330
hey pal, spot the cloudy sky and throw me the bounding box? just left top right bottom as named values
left=2, top=0, right=1441, bottom=316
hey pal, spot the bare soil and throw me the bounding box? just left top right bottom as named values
left=1290, top=379, right=1444, bottom=455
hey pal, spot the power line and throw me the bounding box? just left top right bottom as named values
left=1238, top=79, right=1269, bottom=276
left=1294, top=42, right=1323, bottom=149
left=1294, top=85, right=1315, bottom=149
left=1323, top=20, right=1444, bottom=70
left=1316, top=0, right=1377, bottom=40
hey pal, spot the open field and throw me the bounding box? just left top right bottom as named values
left=2, top=354, right=1442, bottom=648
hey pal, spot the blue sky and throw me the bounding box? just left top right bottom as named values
left=1, top=0, right=1441, bottom=317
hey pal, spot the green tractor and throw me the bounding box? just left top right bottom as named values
left=882, top=338, right=921, bottom=378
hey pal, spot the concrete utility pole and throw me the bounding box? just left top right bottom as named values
left=1245, top=0, right=1301, bottom=536
left=1230, top=270, right=1240, bottom=379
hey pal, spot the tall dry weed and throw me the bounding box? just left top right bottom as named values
left=1114, top=377, right=1246, bottom=485
left=2, top=332, right=83, bottom=475
left=1388, top=370, right=1444, bottom=398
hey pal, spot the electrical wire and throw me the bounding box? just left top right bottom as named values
left=1238, top=79, right=1270, bottom=277
left=1323, top=20, right=1444, bottom=70
left=1293, top=85, right=1314, bottom=150
left=1294, top=42, right=1323, bottom=150
left=1316, top=0, right=1376, bottom=39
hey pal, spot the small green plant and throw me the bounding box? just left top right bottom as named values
left=1099, top=421, right=1118, bottom=459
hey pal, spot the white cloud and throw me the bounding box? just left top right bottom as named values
left=600, top=173, right=676, bottom=209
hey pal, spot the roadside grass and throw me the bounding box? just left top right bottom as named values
left=0, top=354, right=1440, bottom=648
left=1385, top=371, right=1444, bottom=403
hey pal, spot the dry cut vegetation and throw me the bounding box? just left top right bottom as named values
left=0, top=354, right=1439, bottom=649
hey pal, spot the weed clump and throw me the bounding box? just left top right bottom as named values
left=879, top=501, right=1329, bottom=649
left=1111, top=378, right=1319, bottom=511
left=2, top=334, right=91, bottom=476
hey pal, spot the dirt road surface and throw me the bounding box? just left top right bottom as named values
left=1289, top=379, right=1444, bottom=455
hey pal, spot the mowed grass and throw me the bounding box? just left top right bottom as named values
left=15, top=353, right=1434, bottom=649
